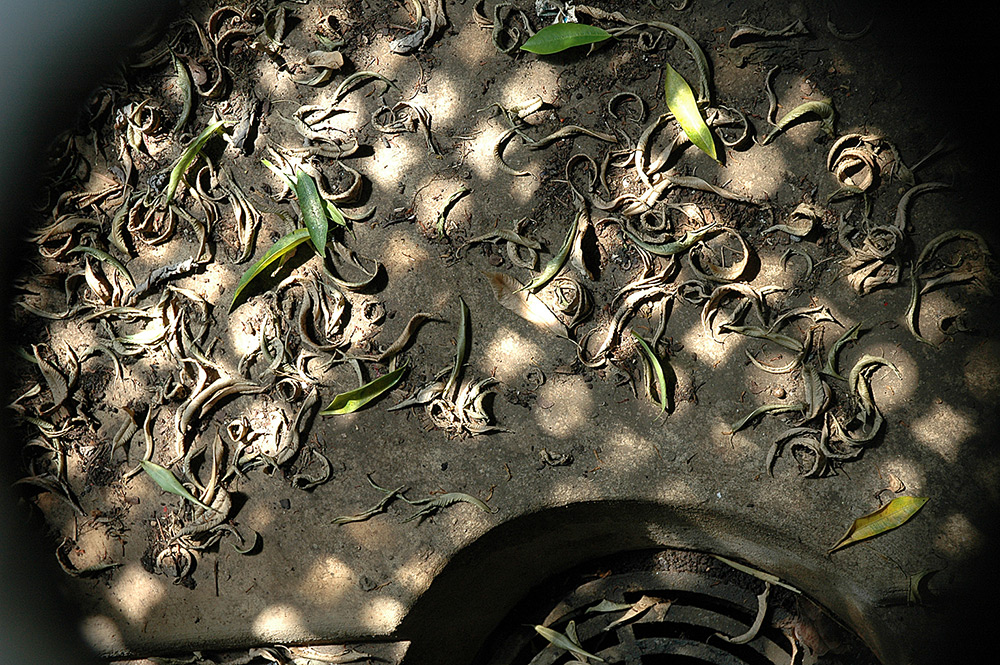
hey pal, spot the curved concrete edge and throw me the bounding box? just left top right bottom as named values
left=395, top=499, right=907, bottom=665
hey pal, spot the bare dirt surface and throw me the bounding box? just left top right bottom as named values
left=4, top=1, right=998, bottom=664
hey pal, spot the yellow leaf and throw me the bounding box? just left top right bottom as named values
left=829, top=496, right=928, bottom=553
left=664, top=61, right=717, bottom=162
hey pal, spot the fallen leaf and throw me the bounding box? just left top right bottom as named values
left=485, top=271, right=568, bottom=336
left=230, top=227, right=311, bottom=311
left=534, top=622, right=605, bottom=662
left=520, top=23, right=612, bottom=55
left=321, top=364, right=408, bottom=415
left=140, top=460, right=214, bottom=512
left=664, top=61, right=718, bottom=161
left=829, top=496, right=928, bottom=553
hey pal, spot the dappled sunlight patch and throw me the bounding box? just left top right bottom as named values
left=720, top=147, right=789, bottom=202
left=108, top=563, right=167, bottom=623
left=225, top=298, right=272, bottom=357
left=358, top=595, right=406, bottom=632
left=933, top=511, right=981, bottom=558
left=393, top=548, right=450, bottom=594
left=500, top=60, right=559, bottom=111
left=412, top=174, right=471, bottom=237
left=678, top=323, right=738, bottom=368
left=910, top=401, right=975, bottom=463
left=450, top=17, right=494, bottom=74
left=367, top=135, right=420, bottom=189
left=380, top=227, right=433, bottom=274
left=413, top=78, right=461, bottom=128
left=480, top=326, right=547, bottom=384
left=298, top=555, right=354, bottom=602
left=253, top=603, right=316, bottom=641
left=79, top=615, right=125, bottom=654
left=880, top=459, right=926, bottom=496
left=598, top=425, right=668, bottom=471
left=532, top=374, right=593, bottom=438
left=546, top=476, right=604, bottom=504
left=963, top=337, right=1000, bottom=404
left=338, top=510, right=406, bottom=550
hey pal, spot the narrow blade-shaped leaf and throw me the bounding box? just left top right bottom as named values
left=521, top=211, right=578, bottom=292
left=521, top=23, right=612, bottom=55
left=140, top=460, right=214, bottom=512
left=230, top=227, right=311, bottom=312
left=444, top=297, right=470, bottom=399
left=321, top=363, right=408, bottom=415
left=829, top=496, right=928, bottom=553
left=664, top=61, right=717, bottom=161
left=534, top=623, right=606, bottom=662
left=165, top=119, right=225, bottom=203
left=292, top=169, right=329, bottom=254
left=632, top=331, right=673, bottom=413
left=726, top=402, right=806, bottom=435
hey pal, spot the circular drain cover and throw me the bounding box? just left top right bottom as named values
left=474, top=549, right=879, bottom=665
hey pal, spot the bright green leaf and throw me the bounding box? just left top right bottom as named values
left=230, top=227, right=311, bottom=312
left=321, top=363, right=408, bottom=415
left=664, top=61, right=717, bottom=161
left=140, top=460, right=215, bottom=512
left=829, top=496, right=928, bottom=553
left=520, top=22, right=612, bottom=55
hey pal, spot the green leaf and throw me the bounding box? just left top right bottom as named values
left=520, top=22, right=612, bottom=55
left=140, top=460, right=214, bottom=512
left=291, top=169, right=330, bottom=254
left=829, top=496, right=928, bottom=553
left=761, top=98, right=836, bottom=145
left=632, top=331, right=673, bottom=413
left=821, top=321, right=863, bottom=381
left=664, top=61, right=717, bottom=161
left=164, top=119, right=225, bottom=203
left=520, top=210, right=578, bottom=292
left=726, top=402, right=806, bottom=435
left=321, top=363, right=408, bottom=415
left=229, top=227, right=311, bottom=312
left=68, top=245, right=135, bottom=289
left=443, top=297, right=470, bottom=399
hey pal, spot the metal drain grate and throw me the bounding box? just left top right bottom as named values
left=474, top=549, right=879, bottom=665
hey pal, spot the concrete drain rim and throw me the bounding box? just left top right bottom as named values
left=471, top=548, right=879, bottom=665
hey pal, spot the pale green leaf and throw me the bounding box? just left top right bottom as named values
left=535, top=622, right=606, bottom=662
left=321, top=363, right=409, bottom=415
left=520, top=23, right=612, bottom=55
left=664, top=61, right=717, bottom=161
left=520, top=211, right=578, bottom=292
left=140, top=460, right=214, bottom=512
left=443, top=297, right=470, bottom=399
left=727, top=402, right=806, bottom=435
